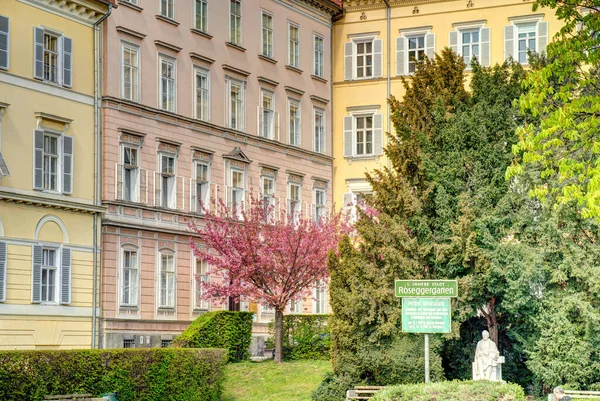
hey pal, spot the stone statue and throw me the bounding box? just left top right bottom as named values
left=472, top=330, right=501, bottom=381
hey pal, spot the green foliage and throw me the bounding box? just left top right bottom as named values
left=173, top=310, right=253, bottom=362
left=268, top=314, right=330, bottom=361
left=0, top=348, right=226, bottom=401
left=311, top=372, right=353, bottom=401
left=371, top=380, right=526, bottom=401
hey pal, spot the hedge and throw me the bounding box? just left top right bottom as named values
left=268, top=314, right=330, bottom=360
left=371, top=380, right=526, bottom=401
left=172, top=310, right=253, bottom=362
left=0, top=348, right=226, bottom=401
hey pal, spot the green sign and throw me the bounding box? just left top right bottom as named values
left=402, top=298, right=451, bottom=333
left=395, top=280, right=458, bottom=298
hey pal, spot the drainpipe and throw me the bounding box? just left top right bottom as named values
left=382, top=0, right=391, bottom=169
left=92, top=3, right=112, bottom=350
left=332, top=7, right=344, bottom=208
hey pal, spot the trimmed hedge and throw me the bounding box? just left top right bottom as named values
left=0, top=348, right=226, bottom=401
left=173, top=310, right=253, bottom=362
left=268, top=314, right=330, bottom=360
left=371, top=380, right=526, bottom=401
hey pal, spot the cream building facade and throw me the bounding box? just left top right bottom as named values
left=0, top=0, right=113, bottom=349
left=333, top=0, right=561, bottom=213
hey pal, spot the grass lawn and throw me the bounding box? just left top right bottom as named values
left=222, top=359, right=331, bottom=401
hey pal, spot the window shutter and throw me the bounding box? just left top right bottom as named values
left=60, top=247, right=71, bottom=305
left=343, top=116, right=353, bottom=158
left=31, top=245, right=42, bottom=303
left=0, top=15, right=9, bottom=70
left=62, top=135, right=73, bottom=194
left=373, top=113, right=383, bottom=156
left=373, top=39, right=383, bottom=78
left=396, top=37, right=405, bottom=76
left=344, top=42, right=353, bottom=81
left=504, top=24, right=515, bottom=61
left=62, top=36, right=73, bottom=88
left=449, top=31, right=458, bottom=55
left=154, top=171, right=161, bottom=207
left=425, top=33, right=435, bottom=59
left=0, top=241, right=6, bottom=302
left=537, top=21, right=549, bottom=54
left=34, top=27, right=44, bottom=80
left=480, top=27, right=491, bottom=67
left=34, top=130, right=44, bottom=190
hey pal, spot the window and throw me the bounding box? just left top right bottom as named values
left=0, top=15, right=8, bottom=71
left=121, top=145, right=140, bottom=202
left=122, top=44, right=140, bottom=102
left=195, top=0, right=208, bottom=32
left=289, top=298, right=302, bottom=313
left=343, top=112, right=383, bottom=159
left=33, top=129, right=73, bottom=194
left=313, top=35, right=324, bottom=77
left=121, top=0, right=137, bottom=4
left=34, top=27, right=72, bottom=87
left=517, top=23, right=537, bottom=64
left=160, top=0, right=174, bottom=19
left=194, top=162, right=210, bottom=213
left=41, top=248, right=58, bottom=303
left=288, top=24, right=300, bottom=68
left=42, top=134, right=59, bottom=191
left=355, top=115, right=373, bottom=156
left=159, top=252, right=175, bottom=308
left=195, top=68, right=210, bottom=121
left=314, top=108, right=325, bottom=154
left=314, top=188, right=326, bottom=223
left=261, top=176, right=275, bottom=219
left=32, top=245, right=70, bottom=304
left=288, top=182, right=301, bottom=224
left=123, top=338, right=136, bottom=348
left=43, top=32, right=59, bottom=83
left=229, top=0, right=242, bottom=45
left=229, top=168, right=245, bottom=218
left=313, top=282, right=326, bottom=314
left=195, top=259, right=210, bottom=309
left=450, top=27, right=490, bottom=68
left=461, top=29, right=480, bottom=66
left=356, top=40, right=373, bottom=78
left=161, top=339, right=172, bottom=348
left=289, top=99, right=301, bottom=146
left=408, top=35, right=425, bottom=73
left=158, top=153, right=176, bottom=209
left=227, top=79, right=245, bottom=131
left=260, top=90, right=275, bottom=139
left=261, top=12, right=273, bottom=58
left=121, top=249, right=138, bottom=306
left=159, top=56, right=176, bottom=112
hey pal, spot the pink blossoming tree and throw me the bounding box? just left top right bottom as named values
left=189, top=194, right=349, bottom=363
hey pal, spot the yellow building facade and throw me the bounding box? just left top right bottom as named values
left=333, top=0, right=562, bottom=211
left=0, top=0, right=112, bottom=349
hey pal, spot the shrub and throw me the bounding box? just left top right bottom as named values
left=311, top=372, right=353, bottom=401
left=371, top=380, right=526, bottom=401
left=0, top=348, right=226, bottom=401
left=268, top=314, right=330, bottom=360
left=172, top=310, right=253, bottom=362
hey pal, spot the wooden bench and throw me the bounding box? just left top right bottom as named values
left=44, top=395, right=105, bottom=401
left=548, top=390, right=600, bottom=400
left=346, top=386, right=387, bottom=401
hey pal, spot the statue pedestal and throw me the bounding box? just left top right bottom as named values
left=472, top=356, right=505, bottom=381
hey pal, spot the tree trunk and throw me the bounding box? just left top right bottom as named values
left=274, top=309, right=284, bottom=363
left=483, top=296, right=498, bottom=346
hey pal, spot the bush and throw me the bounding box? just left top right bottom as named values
left=0, top=348, right=226, bottom=401
left=268, top=314, right=330, bottom=360
left=371, top=380, right=526, bottom=401
left=172, top=310, right=253, bottom=362
left=311, top=372, right=353, bottom=401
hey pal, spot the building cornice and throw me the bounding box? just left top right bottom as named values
left=0, top=188, right=106, bottom=214
left=19, top=0, right=112, bottom=26
left=300, top=0, right=344, bottom=16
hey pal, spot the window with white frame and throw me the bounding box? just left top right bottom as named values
left=505, top=19, right=548, bottom=64
left=33, top=129, right=73, bottom=194
left=287, top=181, right=301, bottom=224
left=314, top=108, right=325, bottom=154
left=194, top=162, right=210, bottom=213
left=42, top=133, right=59, bottom=191
left=313, top=187, right=326, bottom=223
left=313, top=34, right=324, bottom=77
left=229, top=0, right=242, bottom=45
left=34, top=27, right=72, bottom=87
left=517, top=23, right=537, bottom=64
left=41, top=248, right=58, bottom=303
left=121, top=248, right=139, bottom=306
left=461, top=29, right=480, bottom=66
left=449, top=25, right=490, bottom=68
left=43, top=32, right=59, bottom=83
left=356, top=40, right=373, bottom=78
left=159, top=251, right=175, bottom=308
left=195, top=0, right=208, bottom=32
left=121, top=145, right=140, bottom=202
left=313, top=281, right=326, bottom=314
left=122, top=43, right=140, bottom=102
left=194, top=259, right=209, bottom=310
left=344, top=35, right=382, bottom=80
left=261, top=175, right=275, bottom=219
left=288, top=99, right=301, bottom=146
left=355, top=115, right=373, bottom=156
left=229, top=167, right=245, bottom=219
left=0, top=15, right=8, bottom=71
left=261, top=11, right=273, bottom=58
left=408, top=35, right=426, bottom=73
left=396, top=32, right=434, bottom=76
left=289, top=298, right=303, bottom=313
left=159, top=56, right=176, bottom=112
left=160, top=0, right=174, bottom=19
left=159, top=153, right=176, bottom=209
left=260, top=90, right=275, bottom=139
left=195, top=67, right=210, bottom=121
left=32, top=245, right=71, bottom=304
left=288, top=23, right=300, bottom=68
left=227, top=78, right=245, bottom=131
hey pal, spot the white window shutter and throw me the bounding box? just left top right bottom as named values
left=33, top=27, right=44, bottom=80
left=33, top=130, right=44, bottom=190
left=344, top=42, right=353, bottom=81
left=373, top=39, right=383, bottom=78
left=504, top=24, right=515, bottom=61
left=62, top=135, right=73, bottom=194
left=60, top=247, right=71, bottom=305
left=425, top=33, right=435, bottom=59
left=396, top=37, right=406, bottom=76
left=480, top=27, right=491, bottom=67
left=373, top=113, right=383, bottom=155
left=62, top=36, right=73, bottom=88
left=449, top=31, right=458, bottom=55
left=31, top=245, right=42, bottom=303
left=343, top=116, right=353, bottom=158
left=537, top=21, right=549, bottom=54
left=0, top=15, right=9, bottom=71
left=154, top=171, right=161, bottom=207
left=0, top=241, right=6, bottom=302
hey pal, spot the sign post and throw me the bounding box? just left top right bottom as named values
left=395, top=279, right=457, bottom=384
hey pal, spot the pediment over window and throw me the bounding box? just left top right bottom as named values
left=223, top=147, right=252, bottom=164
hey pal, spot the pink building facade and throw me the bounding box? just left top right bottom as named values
left=100, top=0, right=341, bottom=349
